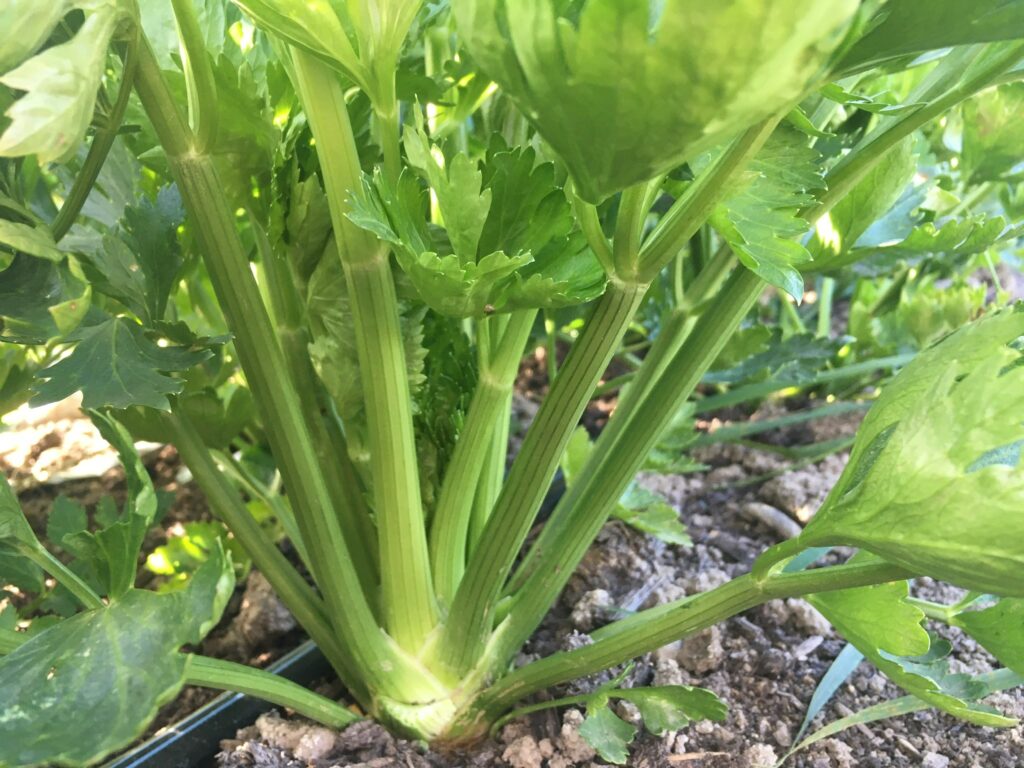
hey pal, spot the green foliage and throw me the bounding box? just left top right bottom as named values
left=962, top=83, right=1024, bottom=182
left=709, top=127, right=824, bottom=298
left=799, top=309, right=1024, bottom=596
left=957, top=599, right=1024, bottom=675
left=31, top=318, right=212, bottom=411
left=0, top=0, right=130, bottom=163
left=0, top=550, right=233, bottom=768
left=454, top=0, right=858, bottom=202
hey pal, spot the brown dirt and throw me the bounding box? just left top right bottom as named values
left=214, top=406, right=1024, bottom=768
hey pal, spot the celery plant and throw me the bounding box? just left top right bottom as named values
left=1, top=2, right=1024, bottom=765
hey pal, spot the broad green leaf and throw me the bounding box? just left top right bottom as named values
left=31, top=318, right=212, bottom=410
left=806, top=136, right=917, bottom=272
left=709, top=127, right=823, bottom=299
left=453, top=0, right=858, bottom=202
left=0, top=3, right=125, bottom=163
left=957, top=599, right=1024, bottom=675
left=799, top=309, right=1024, bottom=597
left=615, top=686, right=727, bottom=735
left=837, top=1, right=1024, bottom=74
left=0, top=550, right=233, bottom=768
left=962, top=83, right=1024, bottom=182
left=578, top=701, right=637, bottom=765
left=808, top=562, right=1015, bottom=727
left=0, top=220, right=62, bottom=262
left=0, top=0, right=71, bottom=71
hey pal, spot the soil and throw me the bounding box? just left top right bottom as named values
left=214, top=403, right=1023, bottom=768
left=6, top=394, right=1022, bottom=767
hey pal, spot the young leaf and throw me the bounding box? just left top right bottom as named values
left=578, top=701, right=638, bottom=766
left=808, top=560, right=1015, bottom=727
left=0, top=0, right=70, bottom=71
left=615, top=685, right=728, bottom=734
left=453, top=0, right=858, bottom=201
left=0, top=3, right=125, bottom=163
left=709, top=127, right=824, bottom=299
left=957, top=598, right=1024, bottom=675
left=0, top=220, right=63, bottom=262
left=31, top=317, right=212, bottom=410
left=0, top=549, right=233, bottom=768
left=798, top=309, right=1024, bottom=597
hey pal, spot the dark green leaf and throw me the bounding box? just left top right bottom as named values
left=31, top=318, right=212, bottom=411
left=0, top=549, right=233, bottom=768
left=0, top=255, right=94, bottom=344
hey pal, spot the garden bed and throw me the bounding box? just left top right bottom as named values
left=8, top=400, right=1020, bottom=768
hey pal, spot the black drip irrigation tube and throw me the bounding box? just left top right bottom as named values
left=103, top=640, right=331, bottom=768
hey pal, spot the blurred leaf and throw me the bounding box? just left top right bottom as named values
left=0, top=255, right=94, bottom=344
left=454, top=0, right=858, bottom=201
left=957, top=598, right=1024, bottom=674
left=0, top=220, right=62, bottom=261
left=0, top=3, right=125, bottom=163
left=962, top=82, right=1024, bottom=182
left=0, top=0, right=70, bottom=71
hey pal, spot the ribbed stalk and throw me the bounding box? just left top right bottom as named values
left=162, top=409, right=371, bottom=707
left=456, top=561, right=912, bottom=729
left=24, top=547, right=104, bottom=611
left=435, top=279, right=648, bottom=678
left=289, top=49, right=437, bottom=651
left=185, top=654, right=361, bottom=728
left=430, top=310, right=536, bottom=604
left=134, top=38, right=431, bottom=701
left=490, top=269, right=764, bottom=671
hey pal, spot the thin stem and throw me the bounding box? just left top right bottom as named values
left=52, top=32, right=139, bottom=241
left=613, top=182, right=653, bottom=278
left=490, top=693, right=592, bottom=735
left=572, top=192, right=614, bottom=273
left=25, top=547, right=103, bottom=611
left=817, top=277, right=835, bottom=338
left=184, top=654, right=361, bottom=728
left=163, top=409, right=372, bottom=707
left=290, top=49, right=437, bottom=650
left=437, top=279, right=648, bottom=678
left=495, top=269, right=764, bottom=668
left=906, top=598, right=958, bottom=625
left=464, top=561, right=912, bottom=725
left=171, top=0, right=218, bottom=152
left=430, top=309, right=536, bottom=604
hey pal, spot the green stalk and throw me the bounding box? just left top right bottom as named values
left=430, top=310, right=536, bottom=604
left=612, top=182, right=653, bottom=279
left=816, top=277, right=836, bottom=338
left=163, top=409, right=371, bottom=707
left=134, top=38, right=428, bottom=701
left=457, top=561, right=911, bottom=729
left=51, top=31, right=139, bottom=241
left=436, top=278, right=648, bottom=677
left=289, top=49, right=437, bottom=651
left=254, top=220, right=379, bottom=588
left=184, top=654, right=361, bottom=728
left=494, top=268, right=765, bottom=668
left=24, top=546, right=104, bottom=611
left=468, top=388, right=514, bottom=554
left=171, top=0, right=218, bottom=152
